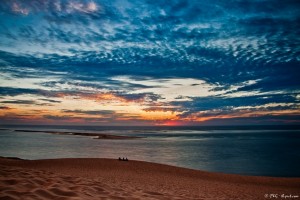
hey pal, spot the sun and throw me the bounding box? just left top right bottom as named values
left=155, top=120, right=183, bottom=126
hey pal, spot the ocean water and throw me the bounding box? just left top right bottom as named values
left=0, top=125, right=300, bottom=177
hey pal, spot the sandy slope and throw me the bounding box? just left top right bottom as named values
left=0, top=157, right=299, bottom=200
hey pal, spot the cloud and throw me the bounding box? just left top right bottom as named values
left=1, top=0, right=299, bottom=86
left=0, top=106, right=11, bottom=110
left=143, top=106, right=178, bottom=112
left=42, top=115, right=86, bottom=121
left=115, top=92, right=162, bottom=102
left=0, top=100, right=36, bottom=104
left=172, top=93, right=300, bottom=119
left=1, top=0, right=100, bottom=16
left=62, top=109, right=115, bottom=116
left=188, top=114, right=300, bottom=126
left=38, top=98, right=61, bottom=103
left=220, top=93, right=294, bottom=108
left=0, top=0, right=299, bottom=125
left=0, top=86, right=57, bottom=97
left=67, top=1, right=98, bottom=13
left=39, top=78, right=156, bottom=91
left=0, top=87, right=37, bottom=96
left=0, top=99, right=56, bottom=106
left=11, top=2, right=29, bottom=15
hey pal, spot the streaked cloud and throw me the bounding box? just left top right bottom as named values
left=0, top=100, right=36, bottom=104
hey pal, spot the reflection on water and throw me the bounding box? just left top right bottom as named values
left=0, top=126, right=300, bottom=177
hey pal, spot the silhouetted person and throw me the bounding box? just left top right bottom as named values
left=118, top=157, right=121, bottom=161
left=122, top=157, right=125, bottom=161
left=125, top=158, right=128, bottom=161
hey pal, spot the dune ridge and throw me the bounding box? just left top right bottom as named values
left=0, top=157, right=299, bottom=200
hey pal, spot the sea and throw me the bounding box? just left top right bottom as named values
left=0, top=125, right=300, bottom=177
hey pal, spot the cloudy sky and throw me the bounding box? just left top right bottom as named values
left=0, top=0, right=299, bottom=125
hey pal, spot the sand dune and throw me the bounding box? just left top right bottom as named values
left=0, top=157, right=299, bottom=200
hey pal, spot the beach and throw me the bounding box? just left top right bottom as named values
left=0, top=157, right=299, bottom=200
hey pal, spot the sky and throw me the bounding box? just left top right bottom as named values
left=0, top=0, right=299, bottom=126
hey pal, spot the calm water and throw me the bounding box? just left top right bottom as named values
left=0, top=125, right=300, bottom=177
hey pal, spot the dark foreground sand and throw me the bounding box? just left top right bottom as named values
left=0, top=157, right=299, bottom=200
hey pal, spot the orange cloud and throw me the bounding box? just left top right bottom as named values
left=139, top=110, right=179, bottom=121
left=182, top=109, right=300, bottom=122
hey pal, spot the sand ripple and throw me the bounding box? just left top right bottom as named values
left=1, top=157, right=299, bottom=200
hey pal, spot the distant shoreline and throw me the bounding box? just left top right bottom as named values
left=9, top=129, right=142, bottom=140
left=0, top=157, right=299, bottom=200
